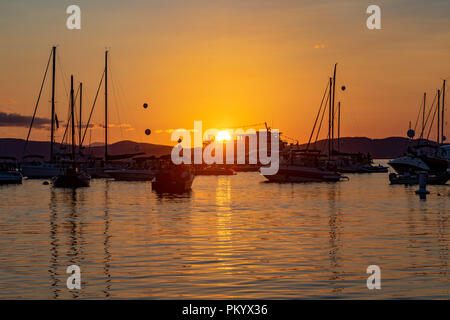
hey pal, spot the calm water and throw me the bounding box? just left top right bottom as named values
left=0, top=161, right=448, bottom=299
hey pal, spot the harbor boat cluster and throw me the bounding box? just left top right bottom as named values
left=0, top=48, right=448, bottom=192
left=388, top=82, right=450, bottom=185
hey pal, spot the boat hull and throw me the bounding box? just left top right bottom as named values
left=388, top=156, right=430, bottom=174
left=52, top=172, right=91, bottom=188
left=87, top=167, right=112, bottom=179
left=263, top=166, right=343, bottom=183
left=195, top=168, right=235, bottom=176
left=0, top=172, right=23, bottom=185
left=152, top=169, right=195, bottom=193
left=105, top=169, right=155, bottom=181
left=389, top=172, right=449, bottom=185
left=21, top=164, right=63, bottom=179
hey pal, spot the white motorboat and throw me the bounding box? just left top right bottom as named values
left=0, top=157, right=23, bottom=184
left=21, top=156, right=63, bottom=179
left=388, top=156, right=430, bottom=174
left=263, top=164, right=343, bottom=182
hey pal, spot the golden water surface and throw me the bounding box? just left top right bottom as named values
left=0, top=161, right=448, bottom=299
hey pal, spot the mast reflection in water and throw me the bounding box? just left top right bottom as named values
left=0, top=164, right=448, bottom=299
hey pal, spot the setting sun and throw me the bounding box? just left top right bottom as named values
left=216, top=130, right=232, bottom=141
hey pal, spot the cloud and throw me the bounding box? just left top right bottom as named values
left=0, top=111, right=51, bottom=129
left=87, top=122, right=135, bottom=130
left=314, top=44, right=325, bottom=49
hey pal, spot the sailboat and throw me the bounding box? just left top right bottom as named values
left=388, top=82, right=449, bottom=185
left=21, top=46, right=63, bottom=178
left=262, top=65, right=346, bottom=183
left=52, top=75, right=91, bottom=188
left=81, top=51, right=143, bottom=178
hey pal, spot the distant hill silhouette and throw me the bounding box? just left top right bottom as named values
left=0, top=136, right=432, bottom=160
left=0, top=139, right=172, bottom=160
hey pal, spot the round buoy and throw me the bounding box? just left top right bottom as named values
left=43, top=181, right=49, bottom=185
left=341, top=86, right=346, bottom=91
left=178, top=137, right=182, bottom=143
left=143, top=103, right=148, bottom=109
left=145, top=129, right=151, bottom=135
left=407, top=129, right=415, bottom=139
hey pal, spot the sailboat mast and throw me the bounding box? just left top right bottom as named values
left=421, top=92, right=426, bottom=139
left=437, top=88, right=440, bottom=144
left=50, top=46, right=56, bottom=161
left=105, top=50, right=108, bottom=161
left=338, top=101, right=341, bottom=153
left=79, top=82, right=82, bottom=150
left=437, top=90, right=440, bottom=144
left=70, top=75, right=75, bottom=162
left=331, top=64, right=337, bottom=153
left=328, top=77, right=332, bottom=159
left=442, top=80, right=446, bottom=144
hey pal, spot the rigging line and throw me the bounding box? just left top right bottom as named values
left=108, top=63, right=125, bottom=139
left=314, top=91, right=330, bottom=146
left=426, top=101, right=438, bottom=140
left=56, top=50, right=70, bottom=104
left=81, top=70, right=105, bottom=146
left=226, top=122, right=267, bottom=129
left=60, top=85, right=79, bottom=146
left=280, top=133, right=299, bottom=142
left=22, top=48, right=52, bottom=158
left=419, top=91, right=437, bottom=139
left=72, top=85, right=80, bottom=130
left=109, top=58, right=131, bottom=130
left=413, top=96, right=424, bottom=133
left=60, top=102, right=72, bottom=146
left=307, top=81, right=329, bottom=150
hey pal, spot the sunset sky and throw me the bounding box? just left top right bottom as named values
left=0, top=0, right=449, bottom=146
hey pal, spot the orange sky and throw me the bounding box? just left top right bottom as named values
left=0, top=0, right=449, bottom=146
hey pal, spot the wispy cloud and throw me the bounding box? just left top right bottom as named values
left=0, top=111, right=50, bottom=129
